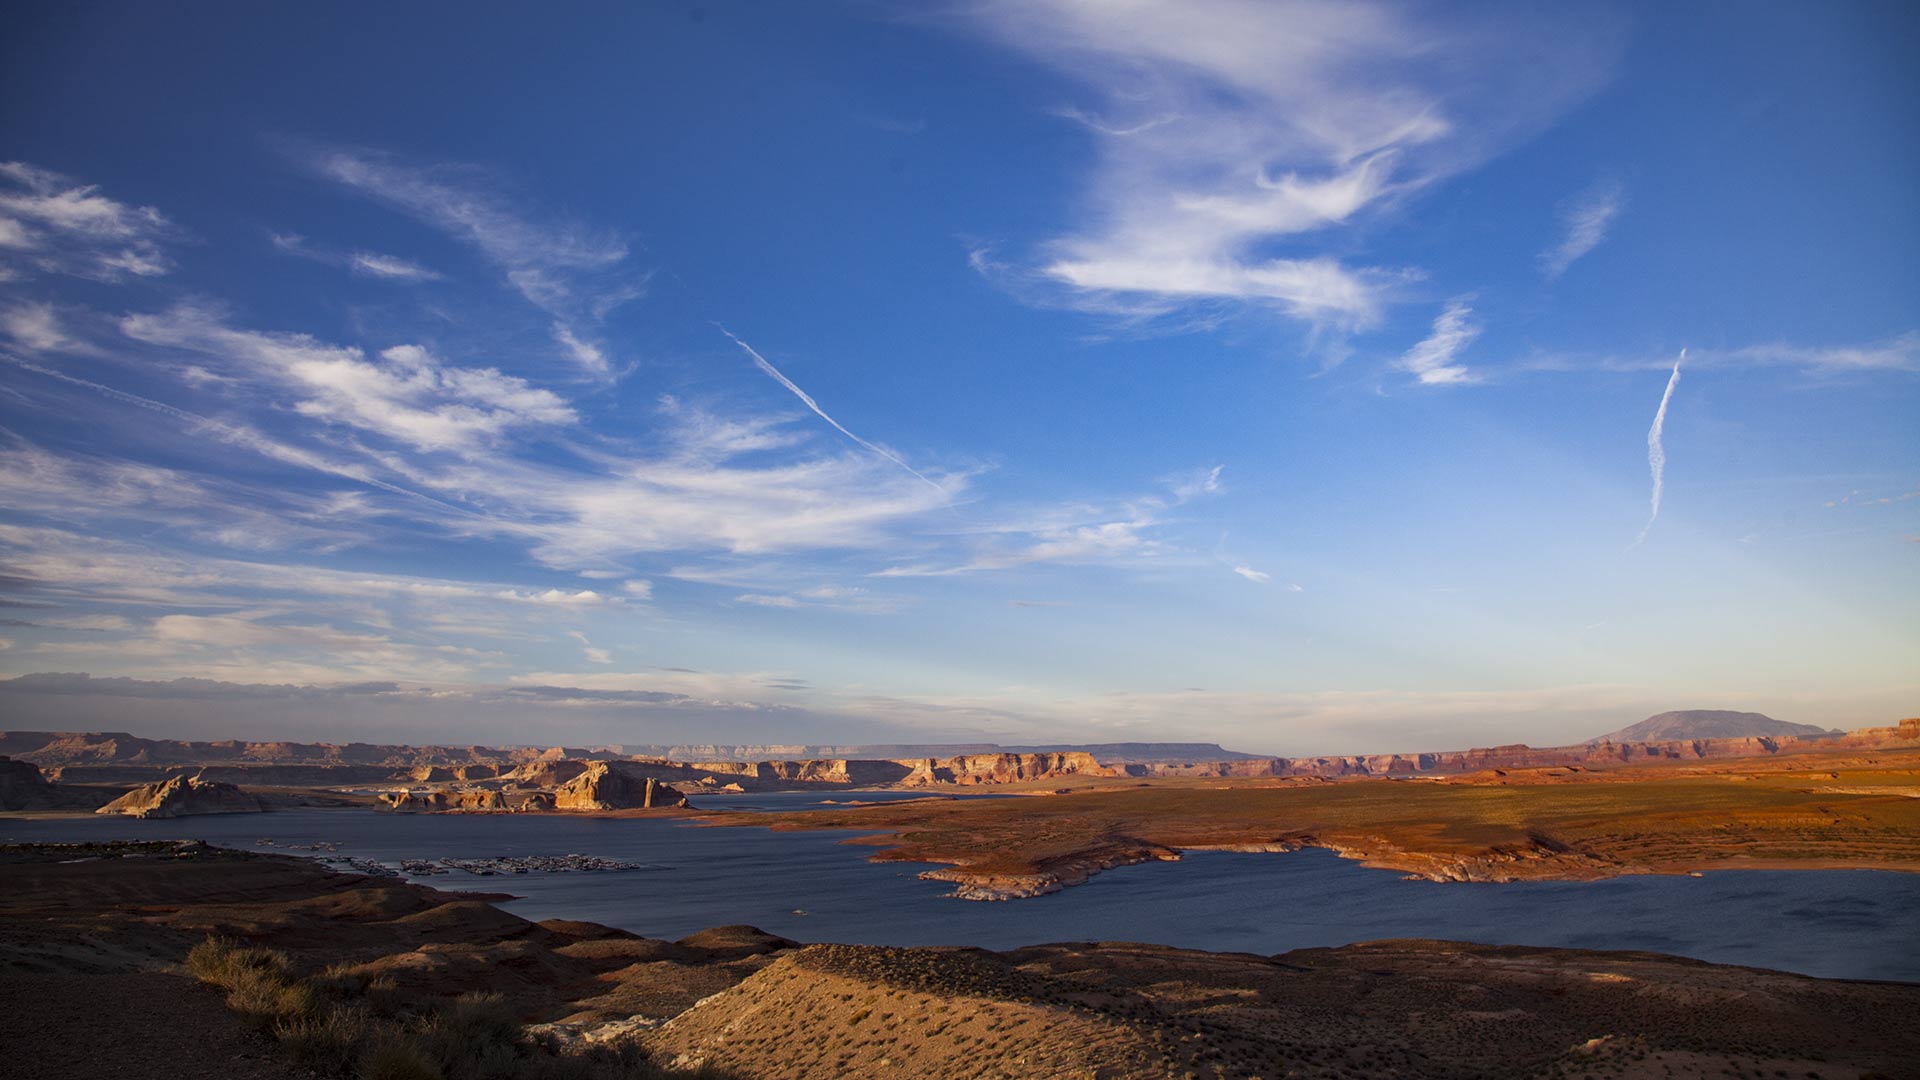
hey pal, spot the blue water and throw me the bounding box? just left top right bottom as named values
left=9, top=796, right=1918, bottom=983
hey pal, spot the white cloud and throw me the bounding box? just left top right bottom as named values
left=620, top=579, right=654, bottom=599
left=0, top=437, right=378, bottom=553
left=0, top=523, right=629, bottom=618
left=0, top=162, right=176, bottom=281
left=1721, top=334, right=1920, bottom=373
left=735, top=593, right=801, bottom=608
left=3, top=302, right=71, bottom=352
left=349, top=251, right=442, bottom=281
left=551, top=324, right=611, bottom=375
left=876, top=469, right=1217, bottom=577
left=306, top=149, right=639, bottom=375
left=1398, top=298, right=1480, bottom=385
left=1520, top=333, right=1920, bottom=375
left=961, top=1, right=1620, bottom=331
left=1540, top=179, right=1625, bottom=279
left=1232, top=565, right=1271, bottom=584
left=565, top=629, right=612, bottom=664
left=728, top=584, right=900, bottom=614
left=122, top=306, right=576, bottom=453
left=271, top=232, right=444, bottom=282
left=16, top=315, right=966, bottom=575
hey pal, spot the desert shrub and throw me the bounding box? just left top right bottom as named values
left=359, top=1038, right=444, bottom=1080
left=189, top=936, right=731, bottom=1080
left=276, top=1004, right=371, bottom=1072
left=225, top=965, right=321, bottom=1026
left=187, top=935, right=294, bottom=990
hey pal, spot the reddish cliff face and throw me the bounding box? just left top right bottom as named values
left=900, top=752, right=1121, bottom=786
left=552, top=762, right=690, bottom=811
left=96, top=775, right=271, bottom=818
left=376, top=789, right=557, bottom=813
left=690, top=759, right=919, bottom=787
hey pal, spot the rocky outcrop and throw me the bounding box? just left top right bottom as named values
left=376, top=789, right=556, bottom=813
left=900, top=752, right=1120, bottom=786
left=95, top=774, right=271, bottom=818
left=503, top=760, right=592, bottom=788
left=552, top=762, right=690, bottom=811
left=690, top=759, right=918, bottom=788
left=1, top=756, right=66, bottom=810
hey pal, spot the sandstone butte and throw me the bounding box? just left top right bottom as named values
left=95, top=774, right=272, bottom=819
left=381, top=761, right=691, bottom=813
left=551, top=761, right=690, bottom=811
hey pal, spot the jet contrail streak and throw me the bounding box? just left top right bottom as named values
left=717, top=327, right=947, bottom=498
left=1633, top=348, right=1685, bottom=547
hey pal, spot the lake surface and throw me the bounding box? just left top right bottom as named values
left=10, top=794, right=1918, bottom=983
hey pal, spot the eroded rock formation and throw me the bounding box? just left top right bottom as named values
left=900, top=752, right=1120, bottom=786
left=376, top=789, right=560, bottom=813
left=552, top=761, right=689, bottom=811
left=96, top=774, right=271, bottom=818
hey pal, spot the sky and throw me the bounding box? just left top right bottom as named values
left=0, top=1, right=1914, bottom=754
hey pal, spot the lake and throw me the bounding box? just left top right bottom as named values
left=9, top=794, right=1918, bottom=983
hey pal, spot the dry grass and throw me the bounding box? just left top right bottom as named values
left=184, top=936, right=733, bottom=1080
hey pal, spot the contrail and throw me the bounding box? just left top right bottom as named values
left=717, top=326, right=947, bottom=498
left=1633, top=348, right=1685, bottom=547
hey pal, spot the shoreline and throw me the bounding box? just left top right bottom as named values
left=5, top=839, right=1918, bottom=1079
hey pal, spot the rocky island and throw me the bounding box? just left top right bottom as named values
left=96, top=774, right=274, bottom=819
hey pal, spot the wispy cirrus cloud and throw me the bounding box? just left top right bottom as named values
left=1540, top=178, right=1626, bottom=279
left=1519, top=332, right=1920, bottom=375
left=15, top=296, right=965, bottom=580
left=1397, top=298, right=1480, bottom=385
left=122, top=305, right=577, bottom=454
left=0, top=437, right=368, bottom=553
left=961, top=1, right=1621, bottom=334
left=303, top=148, right=640, bottom=374
left=876, top=466, right=1221, bottom=577
left=270, top=232, right=443, bottom=282
left=565, top=629, right=612, bottom=664
left=0, top=162, right=177, bottom=281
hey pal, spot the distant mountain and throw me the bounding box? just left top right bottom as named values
left=1590, top=710, right=1836, bottom=744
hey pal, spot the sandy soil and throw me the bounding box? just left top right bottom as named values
left=0, top=972, right=306, bottom=1080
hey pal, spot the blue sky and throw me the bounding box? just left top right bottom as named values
left=0, top=1, right=1914, bottom=752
